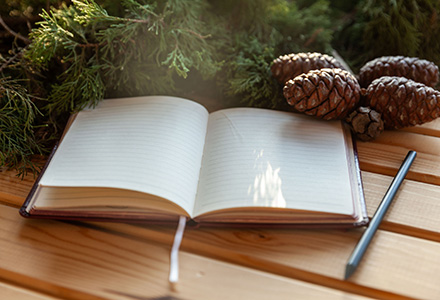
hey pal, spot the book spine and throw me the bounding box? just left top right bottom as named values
left=19, top=143, right=58, bottom=218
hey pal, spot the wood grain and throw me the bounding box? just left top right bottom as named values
left=0, top=167, right=35, bottom=206
left=84, top=218, right=440, bottom=299
left=402, top=118, right=440, bottom=137
left=0, top=281, right=62, bottom=300
left=3, top=169, right=440, bottom=240
left=1, top=114, right=440, bottom=299
left=0, top=205, right=373, bottom=300
left=357, top=131, right=440, bottom=184
left=362, top=171, right=440, bottom=240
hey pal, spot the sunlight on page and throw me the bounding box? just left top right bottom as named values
left=249, top=150, right=287, bottom=208
left=193, top=108, right=355, bottom=218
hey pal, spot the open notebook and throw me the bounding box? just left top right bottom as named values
left=21, top=96, right=367, bottom=227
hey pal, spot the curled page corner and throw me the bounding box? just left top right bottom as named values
left=169, top=215, right=187, bottom=284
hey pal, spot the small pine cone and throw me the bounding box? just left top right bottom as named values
left=359, top=56, right=439, bottom=88
left=364, top=76, right=440, bottom=129
left=283, top=68, right=361, bottom=120
left=271, top=52, right=345, bottom=84
left=345, top=107, right=384, bottom=141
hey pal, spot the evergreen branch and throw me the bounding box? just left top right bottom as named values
left=0, top=15, right=31, bottom=44
left=180, top=28, right=211, bottom=40
left=0, top=77, right=44, bottom=177
left=74, top=0, right=155, bottom=25
left=336, top=0, right=440, bottom=70
left=4, top=0, right=341, bottom=177
left=76, top=42, right=105, bottom=48
left=223, top=36, right=285, bottom=110
left=0, top=48, right=24, bottom=73
left=46, top=64, right=105, bottom=114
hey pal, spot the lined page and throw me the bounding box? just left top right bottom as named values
left=40, top=96, right=209, bottom=215
left=193, top=108, right=354, bottom=217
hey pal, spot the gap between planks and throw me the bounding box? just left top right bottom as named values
left=0, top=120, right=439, bottom=299
left=357, top=129, right=440, bottom=185
left=0, top=204, right=376, bottom=300
left=362, top=171, right=440, bottom=241
left=0, top=280, right=64, bottom=300
left=80, top=218, right=440, bottom=300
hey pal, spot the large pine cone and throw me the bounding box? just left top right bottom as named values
left=271, top=52, right=345, bottom=85
left=283, top=68, right=361, bottom=120
left=359, top=56, right=439, bottom=88
left=364, top=76, right=440, bottom=129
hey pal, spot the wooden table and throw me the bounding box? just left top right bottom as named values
left=1, top=118, right=440, bottom=300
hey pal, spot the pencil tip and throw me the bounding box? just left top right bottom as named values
left=344, top=263, right=356, bottom=280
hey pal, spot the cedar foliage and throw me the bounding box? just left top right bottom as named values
left=1, top=0, right=337, bottom=175
left=334, top=0, right=440, bottom=74
left=0, top=77, right=43, bottom=176
left=1, top=0, right=440, bottom=176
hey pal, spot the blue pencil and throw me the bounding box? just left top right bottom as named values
left=345, top=150, right=417, bottom=280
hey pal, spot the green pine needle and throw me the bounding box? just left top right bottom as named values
left=0, top=78, right=44, bottom=177
left=2, top=0, right=343, bottom=175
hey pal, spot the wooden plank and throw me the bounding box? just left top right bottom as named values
left=3, top=129, right=440, bottom=210
left=402, top=118, right=440, bottom=137
left=374, top=129, right=440, bottom=156
left=362, top=171, right=440, bottom=241
left=0, top=205, right=372, bottom=300
left=0, top=167, right=35, bottom=206
left=0, top=281, right=62, bottom=300
left=4, top=165, right=440, bottom=241
left=87, top=218, right=440, bottom=299
left=0, top=116, right=439, bottom=299
left=357, top=130, right=440, bottom=184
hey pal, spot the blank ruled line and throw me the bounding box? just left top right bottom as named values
left=37, top=97, right=356, bottom=219
left=40, top=96, right=209, bottom=215
left=194, top=108, right=354, bottom=217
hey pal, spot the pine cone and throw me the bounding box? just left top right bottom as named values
left=283, top=68, right=361, bottom=120
left=345, top=106, right=384, bottom=141
left=364, top=76, right=440, bottom=129
left=359, top=56, right=439, bottom=88
left=271, top=52, right=345, bottom=85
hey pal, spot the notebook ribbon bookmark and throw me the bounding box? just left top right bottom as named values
left=169, top=216, right=187, bottom=283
